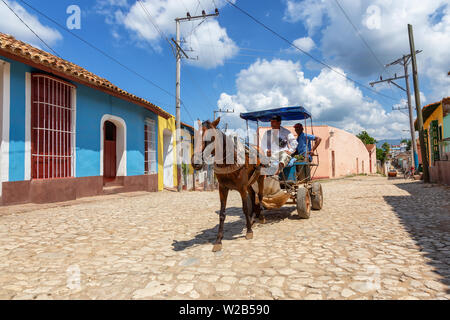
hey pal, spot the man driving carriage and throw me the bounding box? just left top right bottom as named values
left=260, top=115, right=298, bottom=175
left=292, top=123, right=322, bottom=161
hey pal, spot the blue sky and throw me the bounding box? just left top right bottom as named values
left=1, top=0, right=449, bottom=139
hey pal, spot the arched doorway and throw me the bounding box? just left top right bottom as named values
left=163, top=129, right=174, bottom=188
left=103, top=121, right=116, bottom=183
left=100, top=115, right=127, bottom=185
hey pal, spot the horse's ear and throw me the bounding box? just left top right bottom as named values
left=211, top=117, right=221, bottom=128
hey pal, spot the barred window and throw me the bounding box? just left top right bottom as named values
left=144, top=119, right=157, bottom=174
left=31, top=74, right=75, bottom=179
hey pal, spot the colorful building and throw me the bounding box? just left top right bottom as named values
left=0, top=33, right=184, bottom=205
left=415, top=97, right=449, bottom=164
left=415, top=97, right=450, bottom=185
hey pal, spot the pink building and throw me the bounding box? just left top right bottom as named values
left=259, top=126, right=376, bottom=179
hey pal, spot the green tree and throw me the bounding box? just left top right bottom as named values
left=357, top=131, right=377, bottom=145
left=381, top=142, right=390, bottom=154
left=376, top=148, right=386, bottom=162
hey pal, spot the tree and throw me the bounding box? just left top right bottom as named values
left=376, top=148, right=386, bottom=162
left=377, top=142, right=391, bottom=163
left=381, top=142, right=390, bottom=154
left=357, top=131, right=377, bottom=145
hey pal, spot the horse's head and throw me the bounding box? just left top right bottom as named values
left=192, top=117, right=221, bottom=171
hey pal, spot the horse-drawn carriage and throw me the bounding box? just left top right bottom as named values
left=240, top=106, right=323, bottom=219
left=194, top=106, right=323, bottom=251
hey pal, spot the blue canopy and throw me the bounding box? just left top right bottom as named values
left=240, top=106, right=311, bottom=122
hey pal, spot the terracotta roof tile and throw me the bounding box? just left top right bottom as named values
left=0, top=33, right=172, bottom=119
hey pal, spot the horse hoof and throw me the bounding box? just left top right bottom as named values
left=259, top=217, right=266, bottom=224
left=246, top=232, right=253, bottom=240
left=212, top=244, right=222, bottom=252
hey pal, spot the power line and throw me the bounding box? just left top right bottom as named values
left=334, top=0, right=384, bottom=71
left=225, top=0, right=398, bottom=103
left=16, top=0, right=190, bottom=113
left=1, top=0, right=60, bottom=57
left=137, top=0, right=175, bottom=57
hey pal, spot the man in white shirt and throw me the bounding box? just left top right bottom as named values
left=261, top=115, right=298, bottom=175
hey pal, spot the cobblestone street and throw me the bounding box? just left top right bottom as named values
left=0, top=176, right=449, bottom=300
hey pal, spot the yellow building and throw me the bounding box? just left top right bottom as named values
left=156, top=116, right=195, bottom=191
left=157, top=115, right=178, bottom=191
left=415, top=98, right=448, bottom=165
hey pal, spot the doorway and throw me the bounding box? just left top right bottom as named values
left=163, top=129, right=174, bottom=188
left=103, top=120, right=116, bottom=183
left=331, top=151, right=335, bottom=178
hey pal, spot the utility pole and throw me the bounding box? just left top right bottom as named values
left=370, top=51, right=421, bottom=170
left=174, top=9, right=219, bottom=192
left=213, top=108, right=235, bottom=120
left=408, top=24, right=430, bottom=183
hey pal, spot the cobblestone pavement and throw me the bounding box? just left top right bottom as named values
left=0, top=176, right=449, bottom=300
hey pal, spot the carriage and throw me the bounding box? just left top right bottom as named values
left=240, top=106, right=324, bottom=219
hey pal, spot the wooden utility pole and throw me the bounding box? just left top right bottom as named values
left=408, top=24, right=430, bottom=183
left=174, top=9, right=219, bottom=192
left=370, top=52, right=421, bottom=170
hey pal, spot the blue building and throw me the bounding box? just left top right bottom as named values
left=0, top=33, right=176, bottom=205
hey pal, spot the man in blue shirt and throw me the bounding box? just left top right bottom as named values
left=293, top=123, right=322, bottom=161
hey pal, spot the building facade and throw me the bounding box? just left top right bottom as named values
left=0, top=33, right=180, bottom=205
left=416, top=97, right=450, bottom=185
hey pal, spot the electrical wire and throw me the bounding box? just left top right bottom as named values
left=137, top=0, right=175, bottom=57
left=1, top=0, right=60, bottom=57
left=334, top=0, right=385, bottom=71
left=225, top=0, right=398, bottom=103
left=16, top=0, right=196, bottom=123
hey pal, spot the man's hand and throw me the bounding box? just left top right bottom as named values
left=266, top=150, right=272, bottom=157
left=286, top=151, right=292, bottom=156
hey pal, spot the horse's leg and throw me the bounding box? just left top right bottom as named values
left=248, top=187, right=257, bottom=226
left=240, top=190, right=254, bottom=240
left=213, top=185, right=229, bottom=252
left=257, top=175, right=266, bottom=224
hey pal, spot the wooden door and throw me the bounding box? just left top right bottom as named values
left=104, top=121, right=116, bottom=180
left=331, top=151, right=335, bottom=178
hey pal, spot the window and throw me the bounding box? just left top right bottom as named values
left=144, top=119, right=156, bottom=174
left=31, top=74, right=75, bottom=179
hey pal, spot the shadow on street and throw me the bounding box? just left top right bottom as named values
left=384, top=181, right=450, bottom=293
left=171, top=205, right=297, bottom=251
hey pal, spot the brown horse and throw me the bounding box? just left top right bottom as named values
left=192, top=118, right=266, bottom=252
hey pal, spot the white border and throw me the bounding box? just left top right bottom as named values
left=0, top=60, right=10, bottom=196
left=100, top=114, right=127, bottom=177
left=24, top=72, right=31, bottom=180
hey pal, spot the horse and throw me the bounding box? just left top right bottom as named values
left=192, top=117, right=266, bottom=252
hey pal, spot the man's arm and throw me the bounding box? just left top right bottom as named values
left=310, top=136, right=322, bottom=154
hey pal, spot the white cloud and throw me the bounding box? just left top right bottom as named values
left=283, top=0, right=450, bottom=102
left=100, top=0, right=238, bottom=68
left=217, top=58, right=410, bottom=140
left=0, top=0, right=62, bottom=48
left=292, top=36, right=315, bottom=52
left=184, top=20, right=238, bottom=68
left=283, top=0, right=327, bottom=35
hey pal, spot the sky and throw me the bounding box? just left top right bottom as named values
left=0, top=0, right=449, bottom=140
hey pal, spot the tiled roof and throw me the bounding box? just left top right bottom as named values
left=0, top=33, right=172, bottom=118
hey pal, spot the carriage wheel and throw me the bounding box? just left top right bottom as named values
left=311, top=182, right=323, bottom=210
left=296, top=186, right=311, bottom=219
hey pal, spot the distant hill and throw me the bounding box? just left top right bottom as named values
left=376, top=139, right=402, bottom=148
